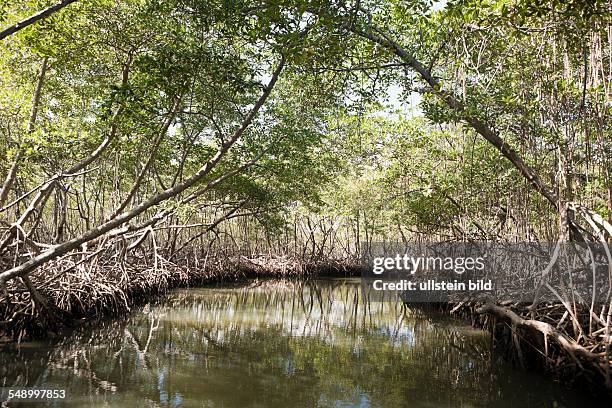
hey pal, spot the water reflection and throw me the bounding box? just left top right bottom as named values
left=0, top=278, right=597, bottom=407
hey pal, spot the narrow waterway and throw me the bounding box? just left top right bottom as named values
left=0, top=278, right=600, bottom=407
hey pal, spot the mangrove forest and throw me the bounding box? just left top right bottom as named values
left=0, top=0, right=611, bottom=406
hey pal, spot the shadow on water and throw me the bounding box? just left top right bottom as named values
left=0, top=278, right=602, bottom=407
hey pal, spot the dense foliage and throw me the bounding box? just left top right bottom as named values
left=0, top=0, right=610, bottom=321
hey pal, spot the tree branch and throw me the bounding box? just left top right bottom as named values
left=0, top=54, right=286, bottom=285
left=0, top=0, right=78, bottom=41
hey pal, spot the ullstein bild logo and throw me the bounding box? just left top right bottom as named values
left=361, top=242, right=611, bottom=303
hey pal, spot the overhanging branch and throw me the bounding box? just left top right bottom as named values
left=0, top=0, right=78, bottom=41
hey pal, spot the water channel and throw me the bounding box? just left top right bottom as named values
left=0, top=278, right=600, bottom=407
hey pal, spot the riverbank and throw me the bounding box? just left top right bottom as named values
left=0, top=255, right=360, bottom=342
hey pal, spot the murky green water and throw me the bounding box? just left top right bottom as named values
left=0, top=278, right=601, bottom=407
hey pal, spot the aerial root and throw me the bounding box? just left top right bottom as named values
left=0, top=254, right=352, bottom=342
left=476, top=302, right=612, bottom=390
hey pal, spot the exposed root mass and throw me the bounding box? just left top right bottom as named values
left=0, top=255, right=357, bottom=342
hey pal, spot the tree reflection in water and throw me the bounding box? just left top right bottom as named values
left=0, top=279, right=596, bottom=407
